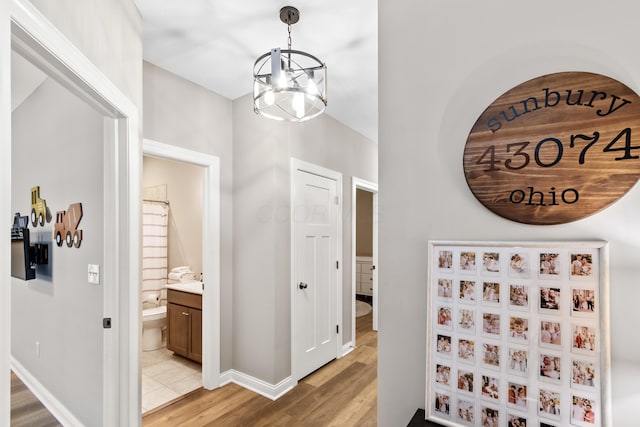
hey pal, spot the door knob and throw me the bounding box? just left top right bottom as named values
left=298, top=282, right=308, bottom=289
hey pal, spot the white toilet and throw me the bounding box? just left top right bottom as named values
left=142, top=305, right=167, bottom=351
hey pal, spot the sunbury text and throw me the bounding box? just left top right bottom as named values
left=486, top=88, right=631, bottom=133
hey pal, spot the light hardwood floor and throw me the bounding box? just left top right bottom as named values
left=143, top=310, right=377, bottom=426
left=11, top=371, right=61, bottom=427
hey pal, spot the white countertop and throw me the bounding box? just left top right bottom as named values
left=166, top=281, right=203, bottom=295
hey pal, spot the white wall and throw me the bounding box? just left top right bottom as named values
left=232, top=93, right=377, bottom=384
left=378, top=1, right=640, bottom=426
left=12, top=76, right=105, bottom=425
left=143, top=156, right=204, bottom=277
left=143, top=61, right=234, bottom=371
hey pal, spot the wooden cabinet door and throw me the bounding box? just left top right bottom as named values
left=167, top=302, right=189, bottom=357
left=189, top=308, right=202, bottom=363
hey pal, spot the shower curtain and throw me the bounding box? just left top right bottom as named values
left=142, top=200, right=169, bottom=306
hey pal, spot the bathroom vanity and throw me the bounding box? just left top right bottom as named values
left=166, top=282, right=203, bottom=363
left=356, top=256, right=374, bottom=296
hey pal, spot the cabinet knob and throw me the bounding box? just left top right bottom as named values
left=298, top=282, right=308, bottom=290
left=182, top=312, right=190, bottom=316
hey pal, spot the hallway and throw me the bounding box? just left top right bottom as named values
left=142, top=310, right=377, bottom=426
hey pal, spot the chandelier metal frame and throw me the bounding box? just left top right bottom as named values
left=253, top=6, right=328, bottom=122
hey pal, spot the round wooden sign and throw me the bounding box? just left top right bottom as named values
left=464, top=71, right=640, bottom=225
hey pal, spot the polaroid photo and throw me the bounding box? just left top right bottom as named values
left=507, top=413, right=528, bottom=427
left=433, top=391, right=451, bottom=418
left=481, top=342, right=500, bottom=370
left=509, top=284, right=529, bottom=311
left=437, top=278, right=453, bottom=300
left=539, top=287, right=561, bottom=314
left=481, top=251, right=501, bottom=275
left=459, top=280, right=477, bottom=304
left=457, top=308, right=476, bottom=335
left=508, top=251, right=530, bottom=278
left=538, top=389, right=562, bottom=420
left=457, top=369, right=475, bottom=395
left=457, top=338, right=476, bottom=364
left=436, top=334, right=452, bottom=358
left=540, top=320, right=562, bottom=348
left=480, top=374, right=500, bottom=402
left=507, top=346, right=529, bottom=376
left=540, top=422, right=560, bottom=427
left=456, top=398, right=475, bottom=425
left=571, top=287, right=596, bottom=317
left=570, top=395, right=597, bottom=426
left=539, top=353, right=562, bottom=384
left=572, top=324, right=597, bottom=355
left=436, top=305, right=453, bottom=330
left=571, top=358, right=597, bottom=390
left=437, top=249, right=454, bottom=273
left=507, top=381, right=528, bottom=409
left=482, top=281, right=501, bottom=305
left=435, top=363, right=452, bottom=388
left=482, top=312, right=501, bottom=338
left=508, top=316, right=529, bottom=343
left=480, top=406, right=499, bottom=427
left=459, top=251, right=477, bottom=275
left=539, top=252, right=561, bottom=280
left=569, top=252, right=596, bottom=281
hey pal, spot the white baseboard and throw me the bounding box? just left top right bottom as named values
left=11, top=357, right=84, bottom=427
left=219, top=369, right=296, bottom=401
left=341, top=342, right=354, bottom=357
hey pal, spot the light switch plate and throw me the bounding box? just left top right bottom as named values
left=88, top=264, right=100, bottom=284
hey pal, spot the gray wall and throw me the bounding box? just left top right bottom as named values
left=356, top=189, right=373, bottom=257
left=143, top=61, right=234, bottom=371
left=143, top=156, right=204, bottom=277
left=31, top=0, right=143, bottom=113
left=232, top=93, right=377, bottom=384
left=378, top=1, right=640, bottom=426
left=10, top=1, right=142, bottom=423
left=12, top=77, right=105, bottom=425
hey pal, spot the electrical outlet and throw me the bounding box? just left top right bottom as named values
left=88, top=264, right=100, bottom=284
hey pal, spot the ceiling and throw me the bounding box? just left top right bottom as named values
left=133, top=0, right=378, bottom=142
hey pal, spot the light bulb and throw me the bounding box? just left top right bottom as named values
left=306, top=79, right=318, bottom=96
left=293, top=92, right=305, bottom=118
left=264, top=90, right=274, bottom=106
left=276, top=72, right=287, bottom=88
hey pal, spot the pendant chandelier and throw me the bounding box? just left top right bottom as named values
left=253, top=6, right=327, bottom=122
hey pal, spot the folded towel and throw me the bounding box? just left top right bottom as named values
left=168, top=271, right=197, bottom=282
left=171, top=266, right=192, bottom=273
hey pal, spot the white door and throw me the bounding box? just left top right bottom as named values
left=293, top=167, right=339, bottom=380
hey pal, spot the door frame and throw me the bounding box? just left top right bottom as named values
left=351, top=177, right=379, bottom=344
left=1, top=1, right=139, bottom=425
left=290, top=158, right=343, bottom=381
left=142, top=139, right=221, bottom=390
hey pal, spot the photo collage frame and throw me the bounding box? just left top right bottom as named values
left=427, top=241, right=610, bottom=427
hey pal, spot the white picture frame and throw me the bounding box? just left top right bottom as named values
left=426, top=241, right=611, bottom=427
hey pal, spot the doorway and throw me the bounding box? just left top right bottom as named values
left=290, top=159, right=343, bottom=381
left=140, top=155, right=205, bottom=413
left=351, top=178, right=378, bottom=347
left=3, top=2, right=139, bottom=425
left=141, top=139, right=221, bottom=406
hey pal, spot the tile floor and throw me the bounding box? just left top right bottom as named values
left=141, top=346, right=202, bottom=414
